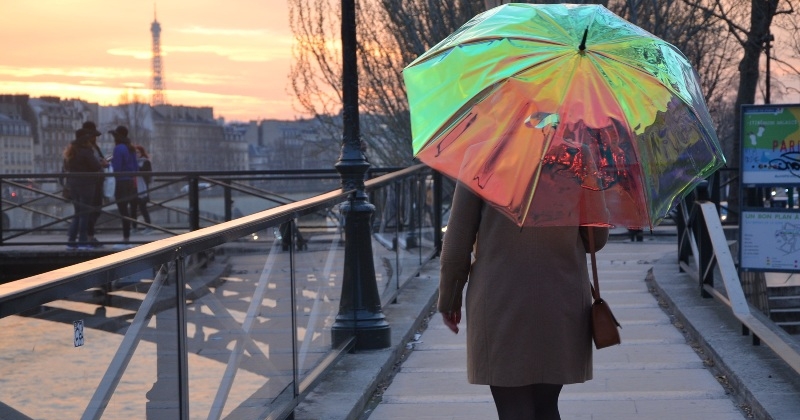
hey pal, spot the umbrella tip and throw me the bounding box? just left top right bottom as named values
left=579, top=27, right=588, bottom=51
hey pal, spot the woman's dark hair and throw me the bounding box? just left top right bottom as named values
left=64, top=129, right=90, bottom=160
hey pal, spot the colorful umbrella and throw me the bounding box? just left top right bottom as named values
left=403, top=3, right=726, bottom=229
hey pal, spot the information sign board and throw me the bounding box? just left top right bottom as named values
left=741, top=104, right=800, bottom=185
left=740, top=210, right=800, bottom=272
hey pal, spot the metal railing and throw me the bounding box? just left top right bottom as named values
left=0, top=168, right=406, bottom=247
left=0, top=164, right=448, bottom=419
left=675, top=192, right=800, bottom=376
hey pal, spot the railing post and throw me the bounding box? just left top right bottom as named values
left=330, top=0, right=390, bottom=351
left=405, top=178, right=418, bottom=249
left=695, top=181, right=714, bottom=298
left=188, top=178, right=200, bottom=231
left=224, top=179, right=233, bottom=222
left=146, top=259, right=185, bottom=419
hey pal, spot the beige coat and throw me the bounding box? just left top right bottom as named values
left=439, top=184, right=609, bottom=387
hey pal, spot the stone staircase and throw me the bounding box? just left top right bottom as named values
left=768, top=285, right=800, bottom=334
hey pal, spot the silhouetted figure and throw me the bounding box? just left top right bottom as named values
left=82, top=121, right=108, bottom=246
left=131, top=145, right=152, bottom=233
left=64, top=128, right=103, bottom=249
left=109, top=126, right=138, bottom=245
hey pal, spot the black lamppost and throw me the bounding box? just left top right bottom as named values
left=330, top=0, right=391, bottom=350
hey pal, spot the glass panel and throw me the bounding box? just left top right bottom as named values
left=185, top=233, right=294, bottom=419
left=369, top=183, right=401, bottom=300
left=293, top=210, right=346, bottom=385
left=0, top=266, right=179, bottom=419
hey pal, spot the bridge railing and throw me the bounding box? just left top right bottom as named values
left=0, top=168, right=407, bottom=246
left=0, top=164, right=449, bottom=419
left=675, top=189, right=800, bottom=377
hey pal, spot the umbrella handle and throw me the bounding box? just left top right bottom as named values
left=588, top=227, right=600, bottom=301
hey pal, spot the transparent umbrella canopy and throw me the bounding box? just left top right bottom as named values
left=403, top=3, right=725, bottom=229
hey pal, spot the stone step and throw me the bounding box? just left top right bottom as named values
left=775, top=321, right=800, bottom=335
left=767, top=285, right=800, bottom=297
left=768, top=294, right=800, bottom=309
left=769, top=308, right=800, bottom=322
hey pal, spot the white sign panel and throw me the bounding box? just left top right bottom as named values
left=740, top=210, right=800, bottom=272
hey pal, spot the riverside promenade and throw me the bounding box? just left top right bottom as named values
left=295, top=232, right=800, bottom=420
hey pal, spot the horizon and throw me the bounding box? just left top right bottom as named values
left=0, top=0, right=308, bottom=123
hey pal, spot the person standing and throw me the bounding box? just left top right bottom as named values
left=131, top=144, right=152, bottom=233
left=81, top=121, right=108, bottom=246
left=438, top=183, right=609, bottom=420
left=64, top=128, right=103, bottom=249
left=109, top=125, right=138, bottom=245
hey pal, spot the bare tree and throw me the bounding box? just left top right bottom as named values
left=289, top=0, right=734, bottom=167
left=289, top=0, right=486, bottom=166
left=611, top=1, right=739, bottom=155
left=116, top=90, right=153, bottom=152
left=680, top=0, right=799, bottom=220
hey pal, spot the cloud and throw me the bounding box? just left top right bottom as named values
left=0, top=65, right=147, bottom=80
left=164, top=42, right=292, bottom=62
left=176, top=26, right=267, bottom=37
left=107, top=48, right=153, bottom=60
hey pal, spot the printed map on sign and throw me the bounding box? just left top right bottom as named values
left=742, top=105, right=800, bottom=185
left=741, top=211, right=800, bottom=272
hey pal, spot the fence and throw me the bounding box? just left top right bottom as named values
left=675, top=189, right=800, bottom=377
left=0, top=168, right=409, bottom=247
left=0, top=164, right=448, bottom=419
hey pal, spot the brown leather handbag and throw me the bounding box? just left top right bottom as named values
left=587, top=228, right=621, bottom=349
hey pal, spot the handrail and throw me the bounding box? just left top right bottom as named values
left=677, top=198, right=800, bottom=376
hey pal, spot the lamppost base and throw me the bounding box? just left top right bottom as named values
left=332, top=320, right=391, bottom=350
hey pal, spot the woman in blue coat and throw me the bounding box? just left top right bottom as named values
left=109, top=125, right=139, bottom=244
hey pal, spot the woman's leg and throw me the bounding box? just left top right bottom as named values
left=490, top=385, right=535, bottom=420
left=115, top=180, right=136, bottom=240
left=67, top=200, right=80, bottom=245
left=490, top=383, right=563, bottom=420
left=531, top=384, right=562, bottom=420
left=130, top=198, right=139, bottom=230
left=139, top=197, right=151, bottom=224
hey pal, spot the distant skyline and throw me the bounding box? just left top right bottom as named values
left=0, top=0, right=306, bottom=122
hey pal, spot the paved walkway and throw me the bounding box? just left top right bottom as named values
left=367, top=241, right=747, bottom=420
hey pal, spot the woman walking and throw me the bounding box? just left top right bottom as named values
left=439, top=183, right=609, bottom=420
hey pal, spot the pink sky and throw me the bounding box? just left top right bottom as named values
left=0, top=0, right=306, bottom=122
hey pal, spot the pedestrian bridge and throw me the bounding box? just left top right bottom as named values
left=1, top=166, right=799, bottom=419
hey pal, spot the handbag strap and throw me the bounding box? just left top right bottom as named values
left=587, top=227, right=600, bottom=301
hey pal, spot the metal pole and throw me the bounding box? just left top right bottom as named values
left=331, top=0, right=391, bottom=350
left=764, top=33, right=773, bottom=105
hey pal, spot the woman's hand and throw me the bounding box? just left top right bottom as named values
left=442, top=310, right=462, bottom=334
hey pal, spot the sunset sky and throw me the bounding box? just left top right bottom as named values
left=0, top=0, right=305, bottom=122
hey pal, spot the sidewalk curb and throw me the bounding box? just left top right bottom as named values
left=647, top=253, right=800, bottom=420
left=292, top=260, right=440, bottom=420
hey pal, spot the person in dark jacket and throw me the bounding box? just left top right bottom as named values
left=81, top=121, right=108, bottom=246
left=64, top=128, right=103, bottom=249
left=109, top=125, right=138, bottom=244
